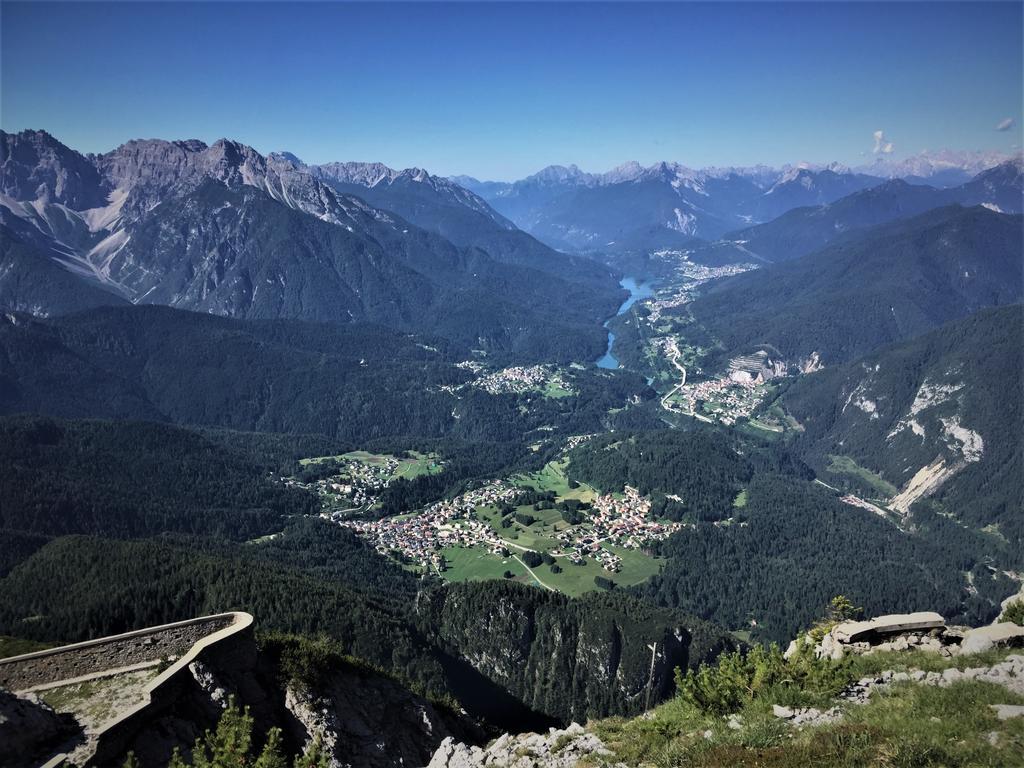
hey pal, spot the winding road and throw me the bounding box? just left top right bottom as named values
left=660, top=348, right=713, bottom=423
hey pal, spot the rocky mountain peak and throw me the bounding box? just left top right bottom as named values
left=1, top=129, right=108, bottom=209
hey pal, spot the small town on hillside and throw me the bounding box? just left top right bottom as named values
left=320, top=466, right=680, bottom=576
left=449, top=362, right=575, bottom=397
left=644, top=254, right=756, bottom=323
left=286, top=451, right=444, bottom=511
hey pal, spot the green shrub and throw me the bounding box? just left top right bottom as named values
left=1000, top=598, right=1024, bottom=626
left=675, top=644, right=788, bottom=714
left=674, top=641, right=853, bottom=715
left=158, top=697, right=327, bottom=768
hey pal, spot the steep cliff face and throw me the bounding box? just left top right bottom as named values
left=105, top=634, right=484, bottom=768
left=283, top=663, right=483, bottom=768
left=417, top=581, right=736, bottom=725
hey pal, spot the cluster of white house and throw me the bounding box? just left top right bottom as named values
left=554, top=487, right=681, bottom=572
left=329, top=479, right=680, bottom=577
left=330, top=481, right=521, bottom=567
left=472, top=365, right=570, bottom=395
left=672, top=375, right=766, bottom=425
left=294, top=456, right=404, bottom=508
left=644, top=256, right=754, bottom=322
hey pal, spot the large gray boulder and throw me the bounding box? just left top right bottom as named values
left=959, top=623, right=1024, bottom=655
left=990, top=704, right=1024, bottom=721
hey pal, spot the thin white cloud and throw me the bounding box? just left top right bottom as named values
left=873, top=130, right=894, bottom=154
left=995, top=117, right=1016, bottom=132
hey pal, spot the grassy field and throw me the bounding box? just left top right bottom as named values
left=510, top=458, right=597, bottom=501
left=826, top=454, right=898, bottom=499
left=0, top=634, right=51, bottom=658
left=439, top=540, right=664, bottom=597
left=542, top=379, right=575, bottom=398
left=437, top=459, right=663, bottom=597
left=439, top=546, right=529, bottom=583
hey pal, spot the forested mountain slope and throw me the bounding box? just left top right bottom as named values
left=639, top=474, right=1016, bottom=643
left=0, top=532, right=736, bottom=728
left=689, top=206, right=1023, bottom=366
left=567, top=429, right=760, bottom=522
left=779, top=305, right=1023, bottom=545
left=555, top=427, right=1018, bottom=643
left=0, top=416, right=324, bottom=540
left=0, top=227, right=128, bottom=316
left=0, top=307, right=651, bottom=441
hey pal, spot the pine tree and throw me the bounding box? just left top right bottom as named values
left=254, top=728, right=288, bottom=768
left=293, top=736, right=331, bottom=768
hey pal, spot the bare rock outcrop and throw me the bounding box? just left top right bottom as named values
left=427, top=724, right=623, bottom=768
left=839, top=654, right=1024, bottom=706
left=959, top=623, right=1024, bottom=655
left=787, top=611, right=965, bottom=660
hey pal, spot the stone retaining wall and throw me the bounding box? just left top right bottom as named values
left=0, top=615, right=236, bottom=692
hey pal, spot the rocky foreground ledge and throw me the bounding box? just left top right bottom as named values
left=427, top=610, right=1024, bottom=768
left=787, top=611, right=1024, bottom=660
left=428, top=723, right=623, bottom=768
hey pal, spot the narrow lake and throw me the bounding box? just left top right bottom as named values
left=595, top=276, right=655, bottom=369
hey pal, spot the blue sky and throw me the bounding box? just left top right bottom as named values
left=2, top=2, right=1021, bottom=179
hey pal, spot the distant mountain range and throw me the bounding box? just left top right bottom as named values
left=691, top=160, right=1024, bottom=264
left=689, top=205, right=1023, bottom=366
left=853, top=148, right=1020, bottom=187
left=456, top=152, right=1021, bottom=255
left=304, top=159, right=612, bottom=286
left=0, top=130, right=620, bottom=361
left=4, top=130, right=1020, bottom=369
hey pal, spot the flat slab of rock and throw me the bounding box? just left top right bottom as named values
left=960, top=623, right=1024, bottom=655
left=832, top=612, right=945, bottom=644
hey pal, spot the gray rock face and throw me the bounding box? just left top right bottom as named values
left=841, top=654, right=1024, bottom=704
left=771, top=704, right=841, bottom=727
left=959, top=623, right=1024, bottom=655
left=94, top=136, right=384, bottom=232
left=284, top=662, right=482, bottom=768
left=311, top=161, right=507, bottom=225
left=1, top=129, right=108, bottom=209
